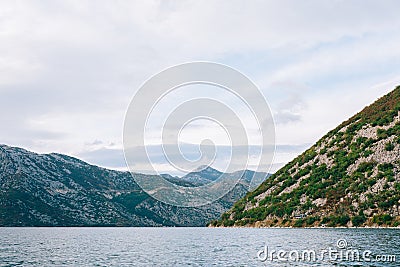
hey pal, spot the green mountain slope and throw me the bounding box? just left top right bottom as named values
left=211, top=86, right=400, bottom=228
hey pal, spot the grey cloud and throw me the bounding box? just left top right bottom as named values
left=269, top=82, right=309, bottom=124
left=76, top=143, right=310, bottom=174
left=77, top=147, right=126, bottom=169
left=273, top=110, right=302, bottom=124
left=85, top=140, right=104, bottom=146
left=1, top=0, right=400, bottom=170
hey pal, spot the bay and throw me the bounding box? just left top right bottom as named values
left=0, top=228, right=399, bottom=266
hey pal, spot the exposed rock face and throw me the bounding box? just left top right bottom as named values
left=212, top=86, right=400, bottom=228
left=0, top=145, right=268, bottom=226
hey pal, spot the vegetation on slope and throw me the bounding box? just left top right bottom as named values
left=211, top=86, right=400, bottom=227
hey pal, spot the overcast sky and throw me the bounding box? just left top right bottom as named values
left=1, top=1, right=400, bottom=175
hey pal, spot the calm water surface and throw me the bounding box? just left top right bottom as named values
left=0, top=228, right=399, bottom=266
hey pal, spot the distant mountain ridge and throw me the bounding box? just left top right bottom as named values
left=181, top=165, right=223, bottom=186
left=212, top=86, right=400, bottom=228
left=0, top=145, right=269, bottom=226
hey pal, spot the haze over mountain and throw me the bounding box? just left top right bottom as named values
left=212, top=86, right=400, bottom=228
left=0, top=145, right=269, bottom=226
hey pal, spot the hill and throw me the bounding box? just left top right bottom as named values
left=0, top=145, right=268, bottom=226
left=211, top=86, right=400, bottom=228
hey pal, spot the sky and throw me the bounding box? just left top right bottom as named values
left=1, top=0, right=400, bottom=175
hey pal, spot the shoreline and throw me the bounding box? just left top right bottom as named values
left=209, top=225, right=400, bottom=229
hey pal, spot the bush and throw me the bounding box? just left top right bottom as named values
left=378, top=163, right=394, bottom=172
left=235, top=220, right=247, bottom=226
left=385, top=142, right=395, bottom=151
left=223, top=220, right=235, bottom=227
left=357, top=162, right=375, bottom=173
left=372, top=214, right=393, bottom=225
left=323, top=215, right=350, bottom=227
left=366, top=178, right=377, bottom=186
left=363, top=150, right=373, bottom=157
left=320, top=217, right=330, bottom=225
left=294, top=219, right=304, bottom=227
left=306, top=216, right=320, bottom=226
left=395, top=183, right=400, bottom=191
left=387, top=176, right=395, bottom=183
left=352, top=215, right=366, bottom=227
left=377, top=129, right=388, bottom=139
left=378, top=163, right=395, bottom=182
left=338, top=215, right=350, bottom=226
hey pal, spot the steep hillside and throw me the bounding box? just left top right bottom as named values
left=212, top=86, right=400, bottom=228
left=0, top=145, right=268, bottom=226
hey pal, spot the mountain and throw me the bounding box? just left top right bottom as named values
left=0, top=145, right=269, bottom=226
left=211, top=86, right=400, bottom=228
left=178, top=166, right=268, bottom=189
left=180, top=165, right=223, bottom=186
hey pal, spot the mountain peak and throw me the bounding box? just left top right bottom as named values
left=192, top=165, right=220, bottom=173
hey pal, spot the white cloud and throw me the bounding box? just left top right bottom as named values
left=1, top=1, right=400, bottom=173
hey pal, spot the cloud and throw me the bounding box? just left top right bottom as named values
left=77, top=147, right=125, bottom=169
left=268, top=82, right=309, bottom=124
left=1, top=1, right=400, bottom=174
left=77, top=143, right=309, bottom=176
left=273, top=111, right=301, bottom=124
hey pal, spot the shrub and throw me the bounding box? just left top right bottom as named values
left=378, top=163, right=395, bottom=182
left=235, top=220, right=247, bottom=226
left=209, top=220, right=217, bottom=227
left=387, top=176, right=395, bottom=183
left=223, top=220, right=235, bottom=227
left=294, top=219, right=304, bottom=227
left=392, top=221, right=400, bottom=227
left=357, top=182, right=368, bottom=192
left=385, top=142, right=395, bottom=151
left=372, top=214, right=393, bottom=225
left=357, top=162, right=375, bottom=173
left=363, top=150, right=373, bottom=157
left=320, top=217, right=330, bottom=225
left=395, top=183, right=400, bottom=191
left=377, top=129, right=388, bottom=139
left=378, top=163, right=394, bottom=172
left=352, top=215, right=366, bottom=227
left=378, top=201, right=391, bottom=209
left=324, top=215, right=350, bottom=227
left=338, top=215, right=350, bottom=226
left=366, top=178, right=377, bottom=186
left=306, top=216, right=320, bottom=226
